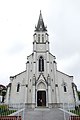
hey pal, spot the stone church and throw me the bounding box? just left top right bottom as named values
left=5, top=11, right=78, bottom=108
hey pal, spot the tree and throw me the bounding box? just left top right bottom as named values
left=77, top=91, right=80, bottom=100
left=0, top=85, right=7, bottom=102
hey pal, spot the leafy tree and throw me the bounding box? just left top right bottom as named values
left=77, top=91, right=80, bottom=100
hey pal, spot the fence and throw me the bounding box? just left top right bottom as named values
left=0, top=102, right=80, bottom=120
left=0, top=116, right=22, bottom=120
left=0, top=103, right=25, bottom=120
left=69, top=116, right=80, bottom=120
left=9, top=103, right=25, bottom=120
left=0, top=104, right=16, bottom=116
left=60, top=103, right=80, bottom=120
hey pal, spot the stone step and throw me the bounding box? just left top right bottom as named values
left=34, top=107, right=50, bottom=111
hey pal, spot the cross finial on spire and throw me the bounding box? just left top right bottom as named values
left=40, top=10, right=41, bottom=14
left=39, top=10, right=42, bottom=20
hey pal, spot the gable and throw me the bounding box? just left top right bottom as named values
left=36, top=73, right=47, bottom=84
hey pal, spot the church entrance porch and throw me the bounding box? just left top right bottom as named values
left=37, top=91, right=46, bottom=106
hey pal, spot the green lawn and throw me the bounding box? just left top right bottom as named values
left=0, top=105, right=16, bottom=116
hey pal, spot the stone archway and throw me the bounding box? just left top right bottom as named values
left=37, top=91, right=46, bottom=106
left=36, top=81, right=47, bottom=107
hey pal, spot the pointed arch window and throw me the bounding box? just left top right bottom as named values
left=39, top=56, right=44, bottom=72
left=62, top=81, right=67, bottom=93
left=17, top=83, right=20, bottom=92
left=64, top=85, right=67, bottom=92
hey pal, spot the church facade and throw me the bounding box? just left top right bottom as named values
left=5, top=12, right=78, bottom=108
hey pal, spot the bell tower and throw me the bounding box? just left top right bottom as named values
left=32, top=11, right=51, bottom=108
left=33, top=11, right=49, bottom=53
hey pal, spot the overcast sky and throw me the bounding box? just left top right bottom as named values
left=0, top=0, right=80, bottom=90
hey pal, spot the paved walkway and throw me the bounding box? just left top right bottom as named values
left=22, top=108, right=70, bottom=120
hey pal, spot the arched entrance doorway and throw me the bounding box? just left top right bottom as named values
left=37, top=91, right=46, bottom=106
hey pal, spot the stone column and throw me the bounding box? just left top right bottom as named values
left=46, top=41, right=49, bottom=51
left=33, top=41, right=36, bottom=75
left=55, top=85, right=59, bottom=103
left=25, top=62, right=29, bottom=104
left=48, top=85, right=51, bottom=103
left=33, top=52, right=36, bottom=75
left=36, top=89, right=37, bottom=107
left=33, top=40, right=36, bottom=52
left=46, top=52, right=49, bottom=75
left=24, top=85, right=28, bottom=103
left=5, top=86, right=10, bottom=104
left=46, top=88, right=48, bottom=107
left=53, top=61, right=59, bottom=103
left=32, top=75, right=36, bottom=108
left=26, top=61, right=29, bottom=80
left=47, top=75, right=52, bottom=107
left=32, top=85, right=35, bottom=108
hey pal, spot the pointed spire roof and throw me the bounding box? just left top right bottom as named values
left=35, top=11, right=47, bottom=32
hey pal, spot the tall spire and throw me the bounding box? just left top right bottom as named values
left=35, top=11, right=47, bottom=32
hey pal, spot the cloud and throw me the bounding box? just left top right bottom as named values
left=7, top=41, right=25, bottom=55
left=0, top=0, right=80, bottom=91
left=57, top=53, right=80, bottom=72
